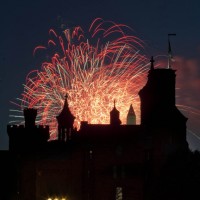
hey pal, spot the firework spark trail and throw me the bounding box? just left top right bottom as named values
left=9, top=18, right=150, bottom=139
left=10, top=18, right=200, bottom=141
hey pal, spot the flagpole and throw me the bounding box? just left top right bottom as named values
left=167, top=33, right=176, bottom=69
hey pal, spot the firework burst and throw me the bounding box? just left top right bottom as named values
left=9, top=18, right=153, bottom=139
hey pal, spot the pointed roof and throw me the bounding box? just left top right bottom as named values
left=127, top=104, right=136, bottom=116
left=56, top=94, right=75, bottom=127
left=110, top=100, right=119, bottom=114
left=110, top=100, right=121, bottom=125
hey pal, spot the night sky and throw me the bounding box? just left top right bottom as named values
left=1, top=0, right=200, bottom=150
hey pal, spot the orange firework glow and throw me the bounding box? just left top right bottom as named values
left=10, top=18, right=150, bottom=139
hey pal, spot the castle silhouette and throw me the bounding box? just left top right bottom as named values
left=3, top=57, right=189, bottom=200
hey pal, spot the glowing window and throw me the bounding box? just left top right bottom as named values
left=116, top=187, right=123, bottom=200
left=47, top=198, right=66, bottom=200
left=89, top=150, right=93, bottom=159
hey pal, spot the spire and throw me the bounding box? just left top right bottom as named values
left=65, top=93, right=68, bottom=101
left=63, top=93, right=69, bottom=110
left=110, top=100, right=121, bottom=125
left=150, top=56, right=154, bottom=70
left=128, top=104, right=135, bottom=116
left=110, top=100, right=119, bottom=114
left=126, top=104, right=136, bottom=125
left=57, top=93, right=75, bottom=126
left=56, top=94, right=75, bottom=141
left=167, top=34, right=176, bottom=69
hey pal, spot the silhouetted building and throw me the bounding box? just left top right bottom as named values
left=4, top=57, right=190, bottom=200
left=7, top=108, right=49, bottom=152
left=56, top=94, right=75, bottom=141
left=110, top=100, right=122, bottom=125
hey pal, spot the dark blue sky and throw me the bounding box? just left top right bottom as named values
left=1, top=0, right=200, bottom=150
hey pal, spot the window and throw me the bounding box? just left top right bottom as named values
left=89, top=150, right=93, bottom=159
left=116, top=187, right=123, bottom=200
left=47, top=197, right=66, bottom=200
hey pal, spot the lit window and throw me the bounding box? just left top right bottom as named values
left=89, top=150, right=93, bottom=159
left=116, top=187, right=123, bottom=200
left=47, top=197, right=66, bottom=200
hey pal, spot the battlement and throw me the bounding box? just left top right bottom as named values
left=7, top=108, right=50, bottom=152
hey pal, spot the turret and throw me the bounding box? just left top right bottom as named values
left=24, top=108, right=37, bottom=127
left=56, top=94, right=75, bottom=141
left=139, top=57, right=177, bottom=125
left=7, top=108, right=49, bottom=152
left=139, top=57, right=188, bottom=153
left=110, top=100, right=121, bottom=125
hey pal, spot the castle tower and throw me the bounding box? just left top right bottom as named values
left=139, top=56, right=188, bottom=152
left=110, top=100, right=121, bottom=125
left=56, top=94, right=75, bottom=141
left=139, top=56, right=179, bottom=125
left=7, top=108, right=49, bottom=152
left=24, top=108, right=37, bottom=127
left=126, top=104, right=136, bottom=125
